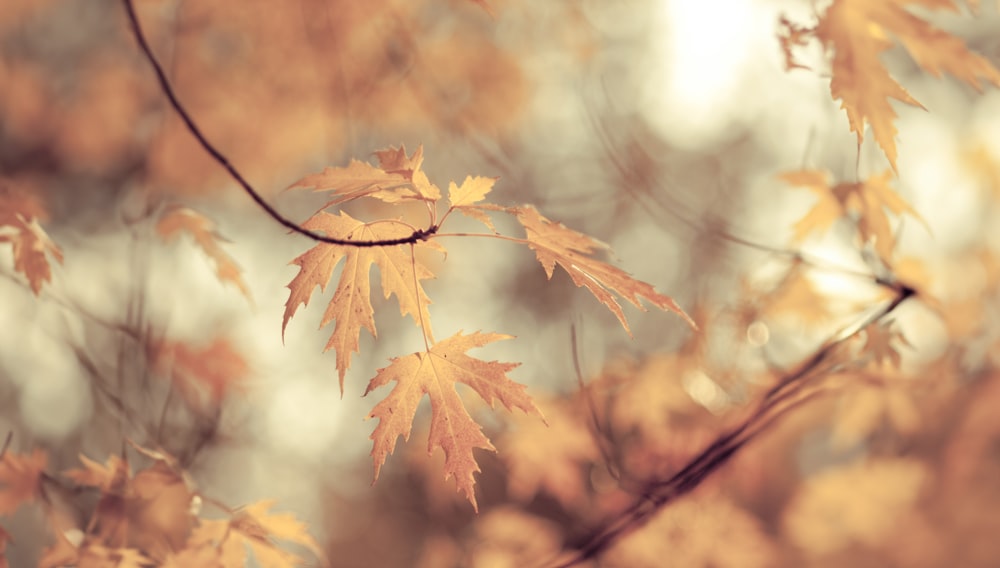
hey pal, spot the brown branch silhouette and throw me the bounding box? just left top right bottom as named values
left=549, top=281, right=916, bottom=567
left=121, top=0, right=436, bottom=248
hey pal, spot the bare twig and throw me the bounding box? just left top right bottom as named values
left=120, top=0, right=436, bottom=248
left=550, top=281, right=916, bottom=567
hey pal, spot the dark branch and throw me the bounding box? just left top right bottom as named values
left=550, top=281, right=916, bottom=567
left=121, top=0, right=435, bottom=248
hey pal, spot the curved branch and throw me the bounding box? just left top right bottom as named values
left=550, top=282, right=917, bottom=567
left=121, top=0, right=435, bottom=248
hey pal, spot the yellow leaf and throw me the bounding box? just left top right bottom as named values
left=156, top=206, right=251, bottom=301
left=287, top=159, right=412, bottom=206
left=190, top=500, right=322, bottom=568
left=283, top=211, right=437, bottom=390
left=515, top=205, right=693, bottom=334
left=364, top=331, right=542, bottom=511
left=448, top=176, right=499, bottom=231
left=0, top=449, right=46, bottom=516
left=148, top=336, right=249, bottom=409
left=783, top=169, right=924, bottom=264
left=784, top=458, right=926, bottom=555
left=0, top=183, right=62, bottom=295
left=63, top=454, right=129, bottom=493
left=814, top=0, right=1000, bottom=170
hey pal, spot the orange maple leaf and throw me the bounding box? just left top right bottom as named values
left=0, top=185, right=62, bottom=295
left=782, top=169, right=925, bottom=264
left=364, top=331, right=542, bottom=511
left=188, top=500, right=322, bottom=568
left=148, top=336, right=249, bottom=409
left=63, top=454, right=129, bottom=493
left=156, top=205, right=251, bottom=301
left=446, top=175, right=500, bottom=231
left=283, top=211, right=437, bottom=390
left=0, top=449, right=47, bottom=516
left=813, top=0, right=1000, bottom=169
left=288, top=144, right=437, bottom=206
left=0, top=525, right=9, bottom=568
left=514, top=205, right=693, bottom=333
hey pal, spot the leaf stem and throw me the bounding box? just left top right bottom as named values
left=410, top=243, right=432, bottom=352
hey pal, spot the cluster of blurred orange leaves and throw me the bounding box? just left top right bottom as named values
left=3, top=0, right=1000, bottom=566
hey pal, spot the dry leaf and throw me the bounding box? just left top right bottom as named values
left=283, top=211, right=438, bottom=390
left=812, top=0, right=1000, bottom=169
left=365, top=331, right=542, bottom=511
left=515, top=205, right=693, bottom=334
left=0, top=449, right=47, bottom=515
left=289, top=145, right=435, bottom=206
left=188, top=500, right=321, bottom=568
left=156, top=206, right=251, bottom=301
left=784, top=458, right=926, bottom=555
left=502, top=401, right=597, bottom=507
left=0, top=184, right=62, bottom=295
left=782, top=169, right=924, bottom=264
left=148, top=337, right=249, bottom=410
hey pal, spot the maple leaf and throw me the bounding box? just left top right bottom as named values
left=784, top=458, right=926, bottom=555
left=156, top=206, right=251, bottom=301
left=777, top=16, right=814, bottom=71
left=64, top=454, right=129, bottom=494
left=812, top=0, right=1000, bottom=169
left=762, top=269, right=833, bottom=325
left=862, top=320, right=912, bottom=369
left=148, top=336, right=248, bottom=410
left=447, top=175, right=500, bottom=231
left=189, top=500, right=321, bottom=568
left=76, top=546, right=153, bottom=568
left=514, top=205, right=693, bottom=334
left=364, top=331, right=542, bottom=511
left=502, top=400, right=597, bottom=507
left=289, top=145, right=437, bottom=206
left=283, top=211, right=437, bottom=390
left=782, top=169, right=925, bottom=264
left=0, top=184, right=62, bottom=295
left=0, top=449, right=47, bottom=515
left=831, top=374, right=920, bottom=449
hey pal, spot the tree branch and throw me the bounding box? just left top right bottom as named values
left=121, top=0, right=435, bottom=248
left=549, top=281, right=917, bottom=567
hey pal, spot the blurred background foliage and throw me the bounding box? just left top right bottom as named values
left=2, top=0, right=1000, bottom=566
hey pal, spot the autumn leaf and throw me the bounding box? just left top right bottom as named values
left=75, top=546, right=153, bottom=568
left=782, top=169, right=924, bottom=264
left=606, top=495, right=776, bottom=568
left=784, top=458, right=926, bottom=555
left=289, top=144, right=438, bottom=206
left=514, top=205, right=693, bottom=333
left=777, top=15, right=813, bottom=71
left=364, top=331, right=542, bottom=511
left=63, top=454, right=129, bottom=494
left=283, top=211, right=437, bottom=390
left=148, top=336, right=249, bottom=410
left=750, top=262, right=833, bottom=326
left=188, top=500, right=322, bottom=568
left=156, top=205, right=251, bottom=301
left=447, top=175, right=500, bottom=231
left=811, top=0, right=1000, bottom=169
left=0, top=184, right=62, bottom=295
left=862, top=320, right=912, bottom=370
left=0, top=449, right=46, bottom=515
left=502, top=400, right=597, bottom=507
left=0, top=525, right=9, bottom=568
left=831, top=374, right=920, bottom=449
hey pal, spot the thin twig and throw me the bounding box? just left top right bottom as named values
left=121, top=0, right=435, bottom=248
